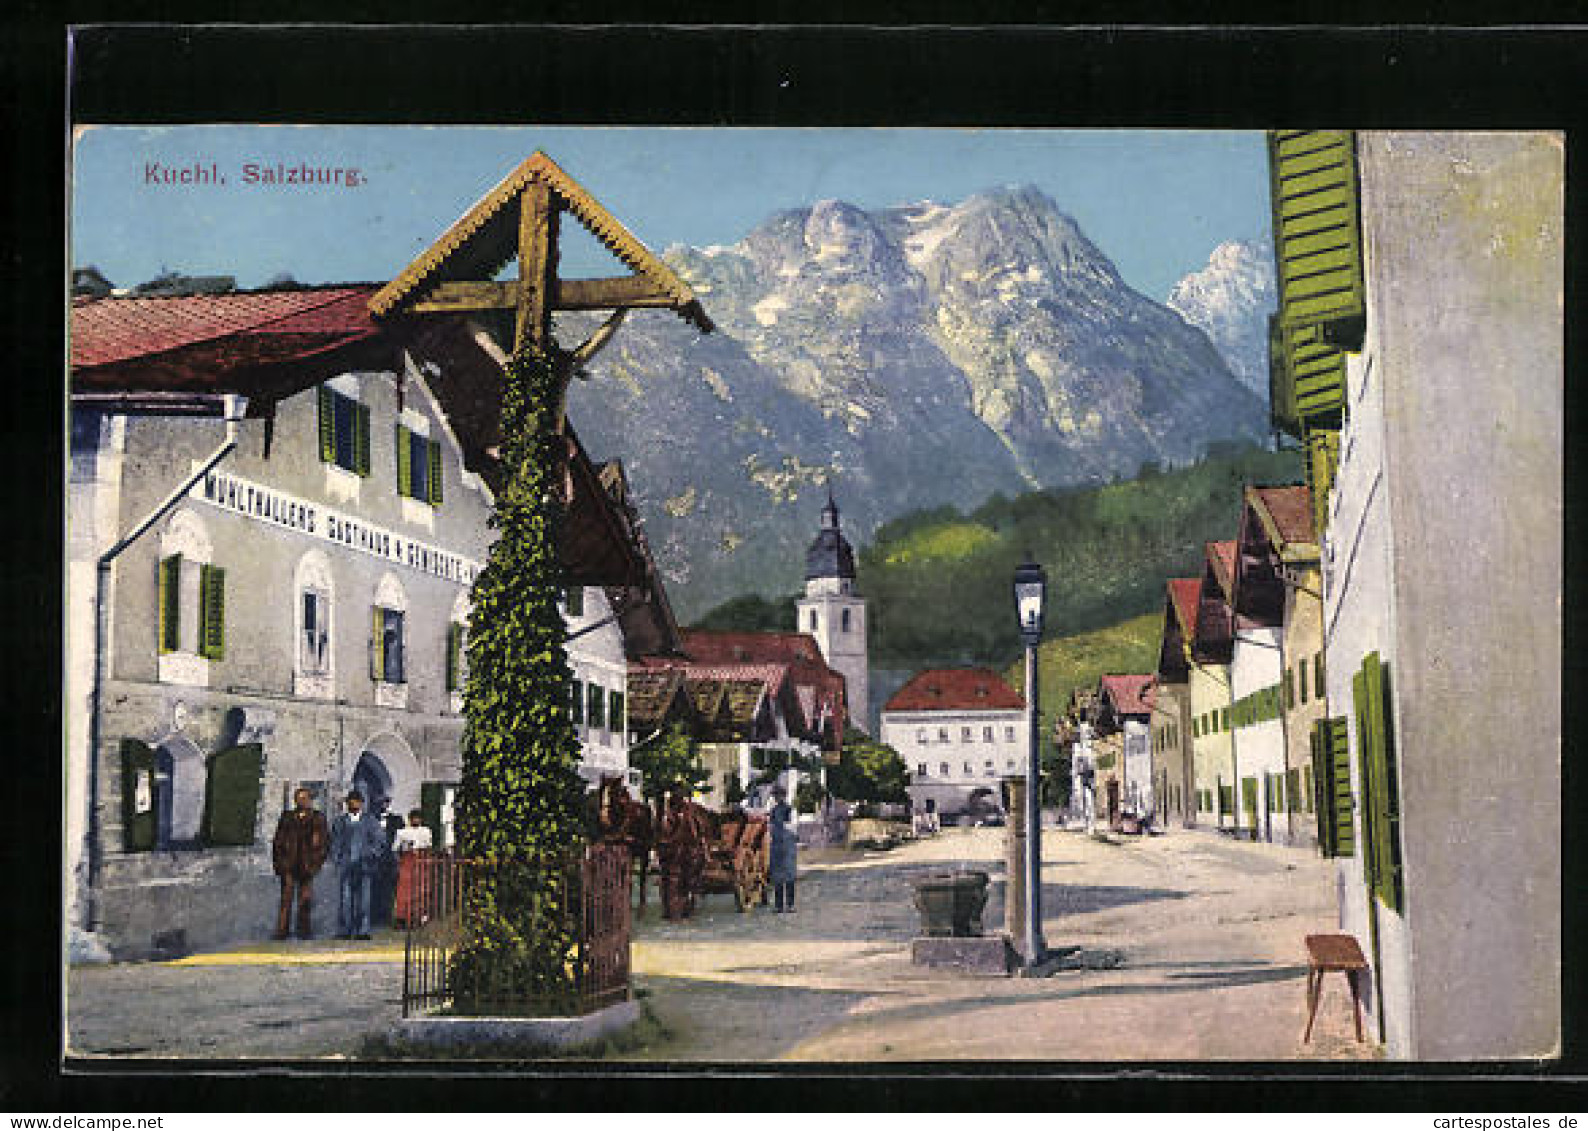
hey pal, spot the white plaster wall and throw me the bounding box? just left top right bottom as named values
left=1361, top=131, right=1562, bottom=1059
left=566, top=585, right=629, bottom=780
left=1230, top=626, right=1285, bottom=834
left=882, top=708, right=1025, bottom=787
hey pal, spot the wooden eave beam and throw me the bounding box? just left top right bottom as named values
left=408, top=275, right=683, bottom=315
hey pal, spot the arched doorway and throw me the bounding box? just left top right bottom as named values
left=351, top=752, right=393, bottom=811
left=154, top=734, right=204, bottom=848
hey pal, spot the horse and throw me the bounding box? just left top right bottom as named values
left=591, top=775, right=655, bottom=910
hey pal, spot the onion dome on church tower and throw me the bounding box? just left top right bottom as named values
left=805, top=487, right=857, bottom=582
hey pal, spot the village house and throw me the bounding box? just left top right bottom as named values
left=631, top=628, right=847, bottom=804
left=1092, top=674, right=1156, bottom=828
left=66, top=283, right=680, bottom=960
left=1187, top=540, right=1238, bottom=832
left=1227, top=489, right=1289, bottom=843
left=1240, top=484, right=1324, bottom=849
left=882, top=668, right=1025, bottom=822
left=66, top=150, right=714, bottom=961
left=1268, top=130, right=1560, bottom=1056
left=1150, top=576, right=1201, bottom=828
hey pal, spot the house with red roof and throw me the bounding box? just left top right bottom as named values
left=1151, top=577, right=1202, bottom=828
left=880, top=668, right=1025, bottom=821
left=65, top=154, right=705, bottom=960
left=1231, top=484, right=1322, bottom=847
left=1188, top=539, right=1239, bottom=832
left=631, top=627, right=848, bottom=804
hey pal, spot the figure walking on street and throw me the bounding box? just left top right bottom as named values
left=330, top=790, right=387, bottom=940
left=769, top=784, right=799, bottom=913
left=271, top=787, right=329, bottom=940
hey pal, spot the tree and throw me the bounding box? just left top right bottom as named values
left=630, top=723, right=710, bottom=803
left=452, top=348, right=586, bottom=1010
left=827, top=735, right=910, bottom=805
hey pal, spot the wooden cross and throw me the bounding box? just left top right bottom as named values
left=367, top=150, right=712, bottom=428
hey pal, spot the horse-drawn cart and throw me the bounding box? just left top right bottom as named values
left=700, top=811, right=770, bottom=911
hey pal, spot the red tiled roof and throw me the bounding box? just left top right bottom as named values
left=678, top=629, right=825, bottom=666
left=1168, top=577, right=1201, bottom=638
left=1207, top=539, right=1238, bottom=597
left=884, top=668, right=1025, bottom=713
left=1100, top=673, right=1156, bottom=718
left=70, top=286, right=381, bottom=370
left=1249, top=485, right=1316, bottom=550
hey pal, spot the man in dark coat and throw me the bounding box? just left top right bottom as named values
left=369, top=796, right=404, bottom=928
left=272, top=787, right=329, bottom=939
left=768, top=785, right=799, bottom=913
left=329, top=790, right=388, bottom=940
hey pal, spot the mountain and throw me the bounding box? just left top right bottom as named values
left=564, top=186, right=1268, bottom=620
left=1165, top=239, right=1277, bottom=399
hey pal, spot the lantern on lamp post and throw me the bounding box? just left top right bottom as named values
left=1013, top=556, right=1048, bottom=966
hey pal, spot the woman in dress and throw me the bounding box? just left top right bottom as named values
left=769, top=785, right=799, bottom=913
left=391, top=809, right=434, bottom=928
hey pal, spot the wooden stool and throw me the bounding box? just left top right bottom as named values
left=1304, top=933, right=1368, bottom=1043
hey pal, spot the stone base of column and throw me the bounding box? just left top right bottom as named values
left=910, top=934, right=1020, bottom=976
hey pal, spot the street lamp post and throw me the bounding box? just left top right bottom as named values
left=1014, top=556, right=1048, bottom=966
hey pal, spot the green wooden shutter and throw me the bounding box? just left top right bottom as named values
left=355, top=402, right=371, bottom=476
left=1304, top=428, right=1341, bottom=541
left=1269, top=312, right=1300, bottom=436
left=121, top=738, right=157, bottom=852
left=198, top=564, right=225, bottom=660
left=396, top=423, right=412, bottom=498
left=428, top=439, right=443, bottom=505
left=1328, top=715, right=1355, bottom=857
left=1360, top=652, right=1404, bottom=912
left=371, top=606, right=385, bottom=682
left=158, top=554, right=182, bottom=653
left=1285, top=668, right=1295, bottom=710
left=610, top=689, right=625, bottom=734
left=317, top=386, right=336, bottom=463
left=1242, top=777, right=1258, bottom=826
left=420, top=782, right=445, bottom=849
left=202, top=742, right=262, bottom=846
left=1299, top=658, right=1310, bottom=704
left=588, top=683, right=605, bottom=729
left=1268, top=130, right=1366, bottom=338
left=571, top=677, right=584, bottom=725
left=1315, top=650, right=1327, bottom=700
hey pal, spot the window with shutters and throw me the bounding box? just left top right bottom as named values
left=156, top=511, right=221, bottom=686
left=370, top=574, right=408, bottom=710
left=587, top=682, right=607, bottom=731
left=1311, top=715, right=1355, bottom=857
left=318, top=385, right=370, bottom=476
left=293, top=550, right=335, bottom=699
left=1356, top=652, right=1404, bottom=913
left=609, top=688, right=626, bottom=736
left=396, top=421, right=444, bottom=506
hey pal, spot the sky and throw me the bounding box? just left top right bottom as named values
left=71, top=126, right=1271, bottom=301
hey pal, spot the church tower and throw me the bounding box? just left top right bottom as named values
left=796, top=490, right=870, bottom=735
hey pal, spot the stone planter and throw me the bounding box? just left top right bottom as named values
left=910, top=870, right=990, bottom=937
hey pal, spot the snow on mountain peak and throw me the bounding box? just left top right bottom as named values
left=1166, top=239, right=1276, bottom=398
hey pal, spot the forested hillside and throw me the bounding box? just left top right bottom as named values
left=693, top=442, right=1302, bottom=675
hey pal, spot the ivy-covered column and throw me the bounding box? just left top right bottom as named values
left=452, top=347, right=586, bottom=1011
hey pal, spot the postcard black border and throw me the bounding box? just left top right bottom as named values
left=4, top=14, right=1584, bottom=1112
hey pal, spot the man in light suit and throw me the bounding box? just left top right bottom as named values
left=330, top=790, right=387, bottom=940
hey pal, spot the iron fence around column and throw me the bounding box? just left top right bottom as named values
left=400, top=841, right=632, bottom=1018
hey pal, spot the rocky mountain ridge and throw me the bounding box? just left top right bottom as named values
left=565, top=185, right=1269, bottom=620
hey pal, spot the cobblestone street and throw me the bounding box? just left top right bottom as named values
left=65, top=825, right=1377, bottom=1062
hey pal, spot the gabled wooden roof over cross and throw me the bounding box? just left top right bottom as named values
left=367, top=150, right=713, bottom=365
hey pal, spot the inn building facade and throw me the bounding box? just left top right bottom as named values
left=67, top=286, right=662, bottom=959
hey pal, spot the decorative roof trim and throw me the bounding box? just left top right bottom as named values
left=367, top=150, right=711, bottom=332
